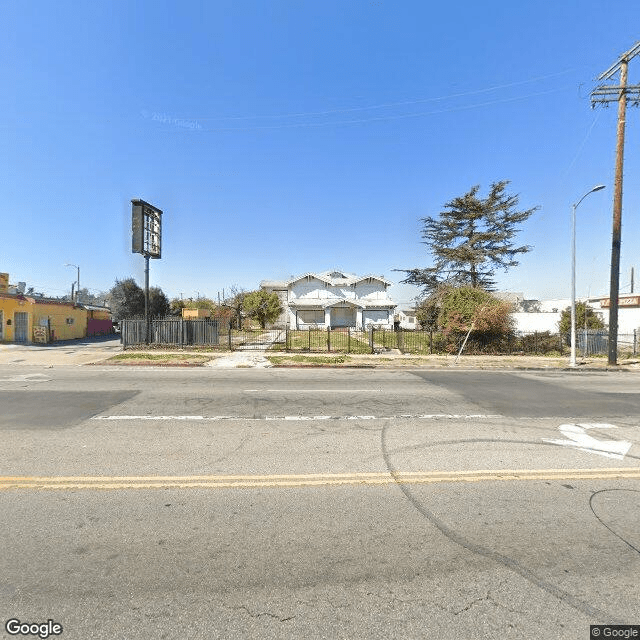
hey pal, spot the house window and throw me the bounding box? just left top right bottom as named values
left=298, top=310, right=324, bottom=324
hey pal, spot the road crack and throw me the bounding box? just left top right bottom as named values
left=231, top=604, right=295, bottom=623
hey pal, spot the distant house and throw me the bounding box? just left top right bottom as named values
left=395, top=308, right=418, bottom=330
left=261, top=270, right=397, bottom=329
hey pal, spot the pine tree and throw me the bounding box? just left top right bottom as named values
left=399, top=181, right=537, bottom=296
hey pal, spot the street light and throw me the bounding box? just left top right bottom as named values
left=64, top=263, right=80, bottom=303
left=570, top=185, right=605, bottom=367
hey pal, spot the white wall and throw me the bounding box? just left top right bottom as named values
left=596, top=308, right=640, bottom=336
left=512, top=307, right=640, bottom=335
left=512, top=312, right=561, bottom=333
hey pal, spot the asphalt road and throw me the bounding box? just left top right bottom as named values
left=1, top=366, right=639, bottom=639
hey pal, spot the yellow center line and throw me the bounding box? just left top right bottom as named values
left=1, top=468, right=639, bottom=490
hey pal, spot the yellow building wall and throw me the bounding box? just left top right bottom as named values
left=182, top=308, right=211, bottom=319
left=0, top=296, right=88, bottom=342
left=0, top=296, right=32, bottom=342
left=88, top=309, right=111, bottom=321
left=32, top=302, right=87, bottom=341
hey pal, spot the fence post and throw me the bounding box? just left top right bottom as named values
left=396, top=329, right=404, bottom=353
left=369, top=326, right=374, bottom=353
left=286, top=328, right=289, bottom=352
left=327, top=327, right=331, bottom=352
left=180, top=318, right=184, bottom=348
left=430, top=329, right=433, bottom=354
left=348, top=327, right=351, bottom=353
left=634, top=329, right=637, bottom=356
left=228, top=325, right=232, bottom=351
left=308, top=328, right=311, bottom=352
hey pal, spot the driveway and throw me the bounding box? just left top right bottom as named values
left=0, top=335, right=123, bottom=366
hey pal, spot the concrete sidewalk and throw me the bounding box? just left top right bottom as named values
left=0, top=337, right=123, bottom=367
left=1, top=338, right=639, bottom=370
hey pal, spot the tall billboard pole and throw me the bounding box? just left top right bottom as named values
left=132, top=199, right=163, bottom=344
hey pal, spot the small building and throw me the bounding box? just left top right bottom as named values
left=0, top=293, right=87, bottom=343
left=83, top=304, right=114, bottom=336
left=395, top=308, right=418, bottom=330
left=507, top=292, right=640, bottom=335
left=261, top=270, right=397, bottom=329
left=0, top=271, right=113, bottom=343
left=182, top=308, right=211, bottom=319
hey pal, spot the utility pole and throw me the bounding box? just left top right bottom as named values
left=591, top=42, right=640, bottom=365
left=64, top=263, right=80, bottom=304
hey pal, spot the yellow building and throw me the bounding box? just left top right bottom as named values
left=182, top=308, right=211, bottom=319
left=0, top=293, right=87, bottom=343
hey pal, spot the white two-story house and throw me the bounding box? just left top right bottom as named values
left=260, top=270, right=397, bottom=329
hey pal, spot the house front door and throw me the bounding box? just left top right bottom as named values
left=14, top=311, right=29, bottom=342
left=331, top=307, right=356, bottom=328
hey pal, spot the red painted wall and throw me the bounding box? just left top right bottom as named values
left=87, top=318, right=113, bottom=336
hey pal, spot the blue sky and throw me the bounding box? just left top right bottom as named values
left=2, top=1, right=640, bottom=307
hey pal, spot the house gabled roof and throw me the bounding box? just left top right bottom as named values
left=289, top=298, right=397, bottom=310
left=349, top=274, right=392, bottom=286
left=267, top=271, right=392, bottom=288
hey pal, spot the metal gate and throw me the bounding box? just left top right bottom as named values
left=232, top=329, right=287, bottom=350
left=14, top=312, right=29, bottom=343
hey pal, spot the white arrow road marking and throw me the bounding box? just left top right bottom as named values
left=543, top=423, right=632, bottom=460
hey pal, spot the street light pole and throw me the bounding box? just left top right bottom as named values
left=64, top=263, right=80, bottom=303
left=570, top=185, right=605, bottom=368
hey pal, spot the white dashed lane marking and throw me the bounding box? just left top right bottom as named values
left=91, top=414, right=502, bottom=422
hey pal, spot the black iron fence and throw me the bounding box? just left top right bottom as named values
left=121, top=318, right=287, bottom=350
left=121, top=320, right=639, bottom=356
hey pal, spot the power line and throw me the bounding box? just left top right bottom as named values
left=150, top=86, right=570, bottom=133
left=190, top=69, right=576, bottom=122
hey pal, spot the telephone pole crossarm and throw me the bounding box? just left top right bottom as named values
left=591, top=86, right=640, bottom=106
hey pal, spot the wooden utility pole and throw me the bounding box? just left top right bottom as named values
left=608, top=58, right=627, bottom=366
left=591, top=42, right=640, bottom=365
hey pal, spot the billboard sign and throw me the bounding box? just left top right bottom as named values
left=132, top=199, right=162, bottom=258
left=601, top=295, right=640, bottom=308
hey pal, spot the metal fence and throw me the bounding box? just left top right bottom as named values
left=122, top=318, right=221, bottom=347
left=121, top=318, right=287, bottom=350
left=396, top=329, right=638, bottom=357
left=121, top=320, right=638, bottom=356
